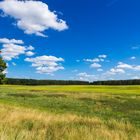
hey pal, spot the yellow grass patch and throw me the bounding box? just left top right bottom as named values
left=0, top=104, right=139, bottom=140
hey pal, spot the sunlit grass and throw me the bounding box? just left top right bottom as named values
left=0, top=85, right=140, bottom=139
left=1, top=85, right=140, bottom=94
left=0, top=104, right=139, bottom=140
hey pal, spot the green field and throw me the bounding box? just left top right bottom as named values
left=0, top=85, right=140, bottom=140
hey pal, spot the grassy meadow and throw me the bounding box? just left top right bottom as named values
left=0, top=85, right=140, bottom=140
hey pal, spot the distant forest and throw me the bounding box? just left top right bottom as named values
left=92, top=79, right=140, bottom=85
left=6, top=78, right=89, bottom=85
left=4, top=78, right=140, bottom=85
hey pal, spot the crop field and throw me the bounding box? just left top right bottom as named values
left=0, top=85, right=140, bottom=140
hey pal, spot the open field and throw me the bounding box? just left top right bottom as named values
left=0, top=85, right=140, bottom=140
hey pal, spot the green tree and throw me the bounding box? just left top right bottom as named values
left=0, top=57, right=7, bottom=84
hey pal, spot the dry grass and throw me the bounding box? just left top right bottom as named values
left=0, top=104, right=139, bottom=140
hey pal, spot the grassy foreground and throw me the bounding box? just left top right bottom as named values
left=0, top=85, right=140, bottom=140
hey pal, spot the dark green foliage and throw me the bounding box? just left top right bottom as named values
left=6, top=78, right=89, bottom=85
left=5, top=78, right=140, bottom=85
left=0, top=57, right=7, bottom=84
left=21, top=120, right=34, bottom=131
left=92, top=79, right=140, bottom=85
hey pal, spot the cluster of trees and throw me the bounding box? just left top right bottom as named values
left=6, top=78, right=140, bottom=85
left=6, top=78, right=89, bottom=85
left=92, top=79, right=140, bottom=85
left=0, top=57, right=7, bottom=84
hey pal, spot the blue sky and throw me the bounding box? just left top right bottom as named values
left=0, top=0, right=140, bottom=81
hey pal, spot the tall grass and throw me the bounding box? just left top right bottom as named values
left=0, top=85, right=140, bottom=139
left=0, top=104, right=139, bottom=140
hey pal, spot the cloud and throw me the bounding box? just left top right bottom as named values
left=76, top=60, right=140, bottom=81
left=130, top=56, right=136, bottom=60
left=0, top=38, right=35, bottom=61
left=1, top=43, right=26, bottom=61
left=116, top=62, right=140, bottom=71
left=98, top=54, right=107, bottom=58
left=84, top=58, right=100, bottom=63
left=12, top=62, right=16, bottom=66
left=117, top=62, right=133, bottom=69
left=25, top=55, right=64, bottom=74
left=76, top=70, right=125, bottom=82
left=90, top=63, right=101, bottom=68
left=109, top=68, right=125, bottom=75
left=0, top=0, right=68, bottom=37
left=25, top=51, right=35, bottom=56
left=76, top=72, right=110, bottom=81
left=101, top=62, right=140, bottom=77
left=84, top=54, right=107, bottom=63
left=27, top=45, right=34, bottom=51
left=84, top=54, right=107, bottom=69
left=77, top=72, right=97, bottom=81
left=100, top=62, right=140, bottom=80
left=99, top=67, right=125, bottom=80
left=0, top=38, right=23, bottom=44
left=131, top=76, right=139, bottom=79
left=134, top=66, right=140, bottom=71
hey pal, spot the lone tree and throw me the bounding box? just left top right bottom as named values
left=0, top=56, right=7, bottom=84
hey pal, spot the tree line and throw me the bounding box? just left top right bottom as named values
left=92, top=79, right=140, bottom=85
left=6, top=78, right=89, bottom=85
left=4, top=78, right=140, bottom=85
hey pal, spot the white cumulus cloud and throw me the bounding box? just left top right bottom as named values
left=90, top=63, right=101, bottom=68
left=25, top=55, right=64, bottom=74
left=1, top=43, right=26, bottom=61
left=25, top=51, right=35, bottom=56
left=98, top=54, right=107, bottom=58
left=0, top=0, right=68, bottom=37
left=109, top=68, right=125, bottom=75
left=77, top=72, right=97, bottom=81
left=84, top=54, right=107, bottom=70
left=0, top=38, right=35, bottom=61
left=116, top=62, right=140, bottom=71
left=0, top=38, right=23, bottom=44
left=84, top=58, right=100, bottom=63
left=27, top=45, right=34, bottom=51
left=117, top=62, right=133, bottom=69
